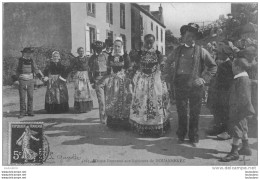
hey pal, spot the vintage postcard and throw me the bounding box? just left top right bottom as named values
left=1, top=1, right=258, bottom=179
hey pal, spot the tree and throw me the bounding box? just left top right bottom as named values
left=165, top=29, right=179, bottom=45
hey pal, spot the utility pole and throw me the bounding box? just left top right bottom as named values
left=192, top=20, right=214, bottom=29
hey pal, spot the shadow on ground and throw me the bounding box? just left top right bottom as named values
left=3, top=107, right=99, bottom=118
left=23, top=117, right=231, bottom=160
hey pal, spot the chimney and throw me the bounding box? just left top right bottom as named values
left=159, top=4, right=164, bottom=24
left=159, top=4, right=162, bottom=14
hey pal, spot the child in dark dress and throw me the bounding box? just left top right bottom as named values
left=220, top=57, right=255, bottom=162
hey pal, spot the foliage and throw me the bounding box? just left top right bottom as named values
left=3, top=47, right=75, bottom=86
left=165, top=29, right=179, bottom=45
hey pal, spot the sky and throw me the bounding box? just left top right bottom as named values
left=139, top=3, right=231, bottom=37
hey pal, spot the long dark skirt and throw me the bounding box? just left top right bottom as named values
left=74, top=101, right=93, bottom=113
left=45, top=75, right=69, bottom=113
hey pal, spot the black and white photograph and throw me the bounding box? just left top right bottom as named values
left=1, top=1, right=258, bottom=178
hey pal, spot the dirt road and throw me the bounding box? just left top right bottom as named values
left=2, top=83, right=258, bottom=166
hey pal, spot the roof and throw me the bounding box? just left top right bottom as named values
left=132, top=3, right=166, bottom=28
left=140, top=5, right=150, bottom=12
left=151, top=11, right=160, bottom=20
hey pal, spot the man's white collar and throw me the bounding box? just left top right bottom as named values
left=225, top=58, right=230, bottom=62
left=184, top=43, right=195, bottom=48
left=95, top=52, right=103, bottom=56
left=234, top=71, right=248, bottom=79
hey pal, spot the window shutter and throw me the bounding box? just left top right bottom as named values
left=87, top=3, right=91, bottom=12
left=123, top=5, right=125, bottom=28
left=106, top=3, right=109, bottom=22
left=92, top=3, right=96, bottom=15
left=85, top=26, right=90, bottom=55
left=97, top=29, right=100, bottom=41
left=156, top=26, right=158, bottom=40
left=93, top=28, right=96, bottom=41
left=110, top=3, right=113, bottom=24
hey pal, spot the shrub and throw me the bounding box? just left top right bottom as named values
left=3, top=47, right=76, bottom=86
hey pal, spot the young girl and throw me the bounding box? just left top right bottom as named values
left=130, top=34, right=170, bottom=137
left=97, top=37, right=132, bottom=129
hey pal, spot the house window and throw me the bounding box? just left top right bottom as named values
left=87, top=3, right=96, bottom=17
left=151, top=22, right=153, bottom=31
left=121, top=34, right=126, bottom=51
left=89, top=27, right=96, bottom=53
left=107, top=30, right=113, bottom=41
left=120, top=3, right=125, bottom=29
left=106, top=3, right=113, bottom=24
left=161, top=28, right=163, bottom=42
left=156, top=26, right=158, bottom=41
left=156, top=45, right=158, bottom=50
left=140, top=15, right=143, bottom=36
left=161, top=46, right=163, bottom=53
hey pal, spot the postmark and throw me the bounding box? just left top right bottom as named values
left=8, top=122, right=49, bottom=165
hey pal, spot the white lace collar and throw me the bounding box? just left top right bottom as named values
left=111, top=50, right=124, bottom=56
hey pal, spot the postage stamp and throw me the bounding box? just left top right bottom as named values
left=8, top=122, right=48, bottom=165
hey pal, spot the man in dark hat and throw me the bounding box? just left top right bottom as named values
left=12, top=47, right=43, bottom=118
left=103, top=38, right=113, bottom=55
left=164, top=23, right=217, bottom=146
left=88, top=41, right=109, bottom=124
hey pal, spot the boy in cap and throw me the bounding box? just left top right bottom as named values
left=220, top=57, right=255, bottom=162
left=164, top=23, right=217, bottom=146
left=12, top=47, right=43, bottom=118
left=103, top=38, right=113, bottom=55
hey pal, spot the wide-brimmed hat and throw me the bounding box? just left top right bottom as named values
left=180, top=23, right=203, bottom=39
left=91, top=41, right=105, bottom=50
left=21, top=47, right=34, bottom=53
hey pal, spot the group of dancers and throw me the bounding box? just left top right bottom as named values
left=12, top=33, right=170, bottom=137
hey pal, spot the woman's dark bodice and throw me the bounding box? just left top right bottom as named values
left=44, top=61, right=67, bottom=78
left=74, top=56, right=89, bottom=71
left=108, top=53, right=130, bottom=74
left=137, top=50, right=161, bottom=75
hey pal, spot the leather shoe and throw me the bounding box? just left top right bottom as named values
left=220, top=153, right=239, bottom=162
left=217, top=132, right=231, bottom=140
